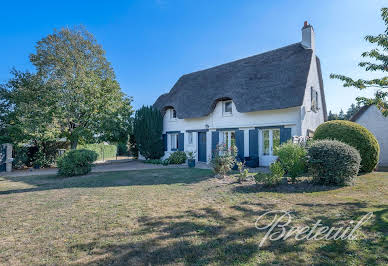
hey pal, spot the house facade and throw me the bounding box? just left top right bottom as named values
left=350, top=105, right=388, bottom=167
left=153, top=22, right=327, bottom=166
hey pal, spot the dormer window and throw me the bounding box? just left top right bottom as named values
left=170, top=109, right=177, bottom=119
left=223, top=100, right=232, bottom=116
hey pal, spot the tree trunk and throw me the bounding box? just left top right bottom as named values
left=70, top=138, right=78, bottom=150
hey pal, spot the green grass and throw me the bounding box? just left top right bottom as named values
left=0, top=169, right=387, bottom=265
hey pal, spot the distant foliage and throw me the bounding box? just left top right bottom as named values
left=330, top=8, right=388, bottom=117
left=133, top=106, right=164, bottom=160
left=78, top=143, right=117, bottom=161
left=57, top=149, right=98, bottom=177
left=167, top=151, right=187, bottom=164
left=308, top=140, right=361, bottom=186
left=254, top=162, right=285, bottom=187
left=313, top=120, right=379, bottom=172
left=210, top=144, right=237, bottom=178
left=277, top=141, right=307, bottom=182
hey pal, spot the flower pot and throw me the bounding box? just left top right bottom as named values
left=188, top=159, right=195, bottom=168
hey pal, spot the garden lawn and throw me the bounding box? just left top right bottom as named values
left=0, top=169, right=387, bottom=265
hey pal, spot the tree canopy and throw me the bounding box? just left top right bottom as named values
left=330, top=8, right=388, bottom=116
left=0, top=26, right=133, bottom=150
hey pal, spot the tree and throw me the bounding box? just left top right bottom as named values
left=1, top=26, right=133, bottom=150
left=330, top=8, right=388, bottom=116
left=133, top=106, right=164, bottom=160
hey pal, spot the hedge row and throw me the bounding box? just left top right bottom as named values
left=78, top=143, right=117, bottom=161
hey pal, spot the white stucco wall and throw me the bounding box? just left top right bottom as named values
left=301, top=54, right=325, bottom=136
left=162, top=102, right=301, bottom=163
left=354, top=105, right=388, bottom=167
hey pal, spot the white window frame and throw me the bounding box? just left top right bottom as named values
left=261, top=129, right=280, bottom=156
left=170, top=109, right=177, bottom=120
left=219, top=131, right=235, bottom=154
left=170, top=133, right=178, bottom=150
left=223, top=101, right=233, bottom=116
left=188, top=132, right=193, bottom=145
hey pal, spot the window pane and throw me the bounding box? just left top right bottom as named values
left=188, top=133, right=193, bottom=144
left=224, top=132, right=229, bottom=149
left=263, top=130, right=270, bottom=155
left=172, top=109, right=177, bottom=118
left=224, top=101, right=232, bottom=113
left=171, top=134, right=177, bottom=149
left=231, top=131, right=236, bottom=148
left=272, top=129, right=280, bottom=155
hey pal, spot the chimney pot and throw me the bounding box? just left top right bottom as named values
left=301, top=21, right=315, bottom=51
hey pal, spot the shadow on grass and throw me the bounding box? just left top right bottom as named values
left=232, top=179, right=341, bottom=194
left=68, top=202, right=387, bottom=265
left=0, top=168, right=213, bottom=195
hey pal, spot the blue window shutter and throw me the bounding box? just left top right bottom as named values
left=178, top=133, right=184, bottom=151
left=162, top=134, right=167, bottom=151
left=212, top=131, right=219, bottom=155
left=235, top=130, right=244, bottom=160
left=280, top=128, right=292, bottom=144
left=249, top=129, right=258, bottom=157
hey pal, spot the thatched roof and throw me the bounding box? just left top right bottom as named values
left=154, top=42, right=325, bottom=119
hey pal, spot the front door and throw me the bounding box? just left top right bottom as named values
left=260, top=128, right=280, bottom=166
left=198, top=132, right=207, bottom=162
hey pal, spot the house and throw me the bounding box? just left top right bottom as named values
left=350, top=105, right=388, bottom=167
left=153, top=22, right=327, bottom=166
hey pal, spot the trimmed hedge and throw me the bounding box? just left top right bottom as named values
left=308, top=140, right=361, bottom=185
left=78, top=143, right=117, bottom=161
left=57, top=149, right=98, bottom=177
left=313, top=120, right=379, bottom=172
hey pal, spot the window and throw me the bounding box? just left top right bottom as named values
left=223, top=101, right=232, bottom=115
left=188, top=132, right=193, bottom=145
left=170, top=109, right=177, bottom=119
left=262, top=129, right=280, bottom=156
left=220, top=131, right=235, bottom=152
left=170, top=134, right=178, bottom=150
left=311, top=87, right=319, bottom=112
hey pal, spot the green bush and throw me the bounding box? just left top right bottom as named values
left=78, top=143, right=117, bottom=161
left=144, top=159, right=163, bottom=164
left=313, top=120, right=379, bottom=172
left=117, top=142, right=129, bottom=156
left=308, top=140, right=361, bottom=186
left=210, top=144, right=238, bottom=178
left=167, top=151, right=187, bottom=164
left=57, top=149, right=98, bottom=177
left=133, top=106, right=164, bottom=159
left=277, top=141, right=307, bottom=182
left=254, top=162, right=285, bottom=187
left=236, top=161, right=249, bottom=183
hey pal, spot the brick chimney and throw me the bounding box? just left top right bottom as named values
left=301, top=21, right=315, bottom=51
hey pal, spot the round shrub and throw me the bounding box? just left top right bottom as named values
left=307, top=140, right=361, bottom=185
left=57, top=149, right=98, bottom=177
left=313, top=120, right=379, bottom=172
left=167, top=151, right=187, bottom=164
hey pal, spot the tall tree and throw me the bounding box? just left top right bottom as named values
left=133, top=106, right=164, bottom=160
left=25, top=26, right=132, bottom=149
left=330, top=8, right=388, bottom=116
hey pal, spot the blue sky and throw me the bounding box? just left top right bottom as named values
left=1, top=0, right=386, bottom=113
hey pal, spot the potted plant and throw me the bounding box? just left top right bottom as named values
left=186, top=151, right=196, bottom=168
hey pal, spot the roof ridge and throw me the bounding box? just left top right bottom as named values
left=180, top=42, right=303, bottom=77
